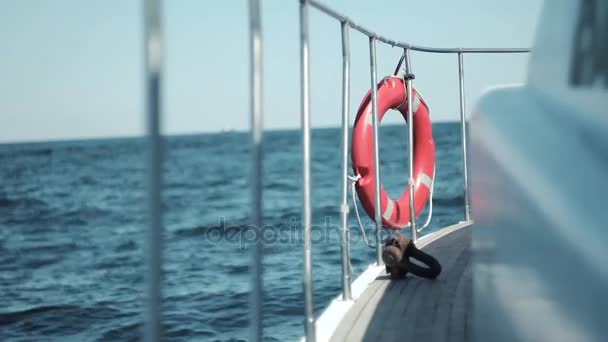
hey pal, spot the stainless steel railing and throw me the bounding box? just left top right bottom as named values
left=457, top=52, right=471, bottom=222
left=141, top=0, right=530, bottom=341
left=339, top=20, right=352, bottom=303
left=299, top=1, right=316, bottom=341
left=300, top=0, right=530, bottom=341
left=308, top=0, right=529, bottom=54
left=368, top=36, right=383, bottom=266
left=143, top=0, right=163, bottom=341
left=248, top=0, right=264, bottom=341
left=404, top=49, right=417, bottom=242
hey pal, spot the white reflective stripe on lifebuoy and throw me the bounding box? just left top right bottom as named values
left=412, top=92, right=421, bottom=112
left=383, top=199, right=394, bottom=220
left=415, top=89, right=428, bottom=107
left=398, top=91, right=421, bottom=113
left=368, top=88, right=422, bottom=127
left=420, top=173, right=433, bottom=189
left=366, top=111, right=375, bottom=126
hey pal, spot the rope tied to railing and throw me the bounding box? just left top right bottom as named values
left=348, top=166, right=436, bottom=244
left=393, top=52, right=406, bottom=76
left=348, top=174, right=376, bottom=249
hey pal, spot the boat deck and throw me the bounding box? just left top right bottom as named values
left=330, top=225, right=472, bottom=342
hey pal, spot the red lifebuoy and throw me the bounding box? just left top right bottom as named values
left=352, top=76, right=435, bottom=230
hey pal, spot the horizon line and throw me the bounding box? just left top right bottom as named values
left=0, top=120, right=463, bottom=146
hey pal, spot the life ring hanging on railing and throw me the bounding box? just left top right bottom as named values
left=351, top=76, right=435, bottom=230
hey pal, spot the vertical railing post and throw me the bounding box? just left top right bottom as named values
left=457, top=52, right=471, bottom=222
left=143, top=0, right=163, bottom=340
left=369, top=37, right=383, bottom=265
left=339, top=20, right=352, bottom=301
left=248, top=0, right=264, bottom=341
left=300, top=1, right=315, bottom=341
left=404, top=48, right=417, bottom=242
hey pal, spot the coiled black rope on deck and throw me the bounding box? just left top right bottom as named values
left=382, top=234, right=442, bottom=279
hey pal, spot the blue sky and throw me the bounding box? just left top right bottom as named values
left=0, top=0, right=543, bottom=143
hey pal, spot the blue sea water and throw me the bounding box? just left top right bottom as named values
left=0, top=123, right=465, bottom=341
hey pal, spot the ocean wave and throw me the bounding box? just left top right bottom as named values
left=205, top=311, right=249, bottom=331
left=17, top=241, right=80, bottom=258
left=62, top=207, right=111, bottom=219
left=264, top=289, right=309, bottom=317
left=75, top=175, right=98, bottom=186
left=0, top=196, right=47, bottom=209
left=95, top=254, right=142, bottom=271
left=55, top=206, right=115, bottom=226
left=165, top=327, right=216, bottom=340
left=172, top=221, right=251, bottom=239
left=265, top=180, right=298, bottom=192
left=269, top=208, right=300, bottom=224
left=433, top=195, right=465, bottom=207
left=0, top=303, right=122, bottom=327
left=114, top=239, right=138, bottom=253
left=0, top=305, right=77, bottom=325
left=225, top=264, right=249, bottom=273
left=0, top=147, right=53, bottom=158
left=21, top=255, right=64, bottom=269
left=0, top=303, right=141, bottom=341
left=97, top=320, right=141, bottom=342
left=98, top=315, right=222, bottom=341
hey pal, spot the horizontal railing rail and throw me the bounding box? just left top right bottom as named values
left=309, top=0, right=530, bottom=54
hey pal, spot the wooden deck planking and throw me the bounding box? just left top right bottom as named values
left=329, top=225, right=472, bottom=342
